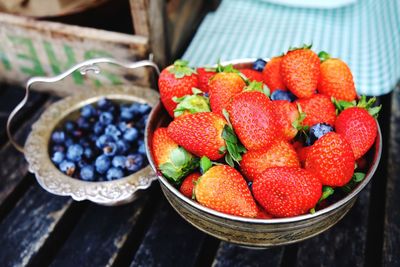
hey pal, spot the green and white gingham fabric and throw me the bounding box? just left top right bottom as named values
left=183, top=0, right=400, bottom=96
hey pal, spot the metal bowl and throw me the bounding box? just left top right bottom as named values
left=144, top=59, right=382, bottom=247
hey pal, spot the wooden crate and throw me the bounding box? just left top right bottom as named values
left=0, top=0, right=209, bottom=96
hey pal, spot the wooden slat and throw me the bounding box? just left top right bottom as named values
left=130, top=195, right=207, bottom=267
left=129, top=0, right=150, bottom=37
left=147, top=0, right=168, bottom=67
left=0, top=12, right=151, bottom=96
left=49, top=193, right=152, bottom=267
left=0, top=183, right=73, bottom=267
left=383, top=85, right=400, bottom=266
left=212, top=243, right=283, bottom=267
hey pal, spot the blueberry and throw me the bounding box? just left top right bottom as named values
left=83, top=147, right=96, bottom=160
left=248, top=181, right=253, bottom=191
left=64, top=121, right=76, bottom=133
left=93, top=122, right=104, bottom=135
left=64, top=138, right=74, bottom=147
left=80, top=165, right=96, bottom=181
left=77, top=159, right=88, bottom=168
left=99, top=112, right=114, bottom=125
left=71, top=129, right=84, bottom=139
left=80, top=105, right=96, bottom=118
left=270, top=89, right=297, bottom=102
left=253, top=58, right=267, bottom=72
left=95, top=155, right=111, bottom=174
left=136, top=114, right=149, bottom=129
left=137, top=140, right=146, bottom=155
left=59, top=160, right=76, bottom=176
left=125, top=154, right=144, bottom=172
left=95, top=134, right=113, bottom=149
left=51, top=151, right=65, bottom=164
left=118, top=121, right=132, bottom=132
left=123, top=128, right=139, bottom=142
left=120, top=107, right=135, bottom=121
left=51, top=130, right=66, bottom=144
left=52, top=145, right=66, bottom=153
left=116, top=140, right=130, bottom=154
left=66, top=144, right=84, bottom=162
left=112, top=155, right=127, bottom=168
left=103, top=142, right=117, bottom=156
left=307, top=123, right=334, bottom=146
left=106, top=167, right=124, bottom=180
left=79, top=137, right=91, bottom=147
left=77, top=117, right=91, bottom=130
left=97, top=98, right=112, bottom=110
left=105, top=124, right=121, bottom=139
left=138, top=103, right=151, bottom=114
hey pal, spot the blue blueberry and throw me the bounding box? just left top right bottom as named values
left=99, top=112, right=114, bottom=125
left=51, top=130, right=66, bottom=144
left=93, top=122, right=104, bottom=135
left=112, top=155, right=127, bottom=168
left=59, top=160, right=76, bottom=176
left=64, top=138, right=74, bottom=147
left=64, top=121, right=76, bottom=133
left=253, top=58, right=267, bottom=72
left=103, top=142, right=117, bottom=156
left=118, top=121, right=132, bottom=132
left=136, top=114, right=149, bottom=129
left=106, top=167, right=124, bottom=180
left=306, top=123, right=334, bottom=146
left=116, top=140, right=130, bottom=154
left=95, top=155, right=111, bottom=174
left=97, top=98, right=112, bottom=110
left=123, top=128, right=139, bottom=142
left=270, top=89, right=297, bottom=102
left=77, top=117, right=91, bottom=130
left=80, top=105, right=96, bottom=118
left=125, top=154, right=144, bottom=172
left=137, top=140, right=146, bottom=155
left=51, top=151, right=64, bottom=164
left=95, top=134, right=113, bottom=149
left=105, top=124, right=121, bottom=139
left=80, top=165, right=96, bottom=181
left=66, top=144, right=84, bottom=162
left=77, top=159, right=88, bottom=168
left=248, top=181, right=253, bottom=191
left=120, top=107, right=135, bottom=121
left=83, top=147, right=95, bottom=159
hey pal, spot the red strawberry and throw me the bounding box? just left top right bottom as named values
left=262, top=56, right=286, bottom=92
left=305, top=132, right=355, bottom=187
left=252, top=167, right=322, bottom=217
left=197, top=67, right=216, bottom=93
left=240, top=68, right=263, bottom=82
left=179, top=172, right=201, bottom=198
left=281, top=46, right=320, bottom=98
left=257, top=207, right=274, bottom=219
left=194, top=165, right=258, bottom=217
left=271, top=100, right=300, bottom=140
left=296, top=94, right=336, bottom=127
left=240, top=140, right=300, bottom=181
left=167, top=112, right=227, bottom=160
left=318, top=52, right=357, bottom=101
left=335, top=107, right=377, bottom=159
left=229, top=91, right=281, bottom=150
left=158, top=60, right=198, bottom=117
left=209, top=69, right=246, bottom=115
left=152, top=128, right=198, bottom=183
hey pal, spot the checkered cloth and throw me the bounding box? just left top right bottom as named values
left=183, top=0, right=400, bottom=96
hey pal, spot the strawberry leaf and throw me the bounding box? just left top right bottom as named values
left=243, top=81, right=264, bottom=93
left=169, top=59, right=197, bottom=79
left=200, top=156, right=212, bottom=174
left=225, top=154, right=235, bottom=168
left=318, top=186, right=334, bottom=203
left=173, top=94, right=211, bottom=117
left=368, top=105, right=382, bottom=118
left=288, top=43, right=312, bottom=52
left=222, top=125, right=246, bottom=166
left=341, top=172, right=366, bottom=193
left=318, top=51, right=331, bottom=62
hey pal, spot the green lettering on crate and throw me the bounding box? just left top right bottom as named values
left=84, top=50, right=122, bottom=87
left=9, top=36, right=45, bottom=76
left=44, top=42, right=83, bottom=85
left=0, top=44, right=12, bottom=71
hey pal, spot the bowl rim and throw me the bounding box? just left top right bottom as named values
left=145, top=58, right=383, bottom=223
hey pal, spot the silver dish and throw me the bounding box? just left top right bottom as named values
left=145, top=59, right=382, bottom=247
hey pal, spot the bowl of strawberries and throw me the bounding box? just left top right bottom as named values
left=145, top=46, right=382, bottom=247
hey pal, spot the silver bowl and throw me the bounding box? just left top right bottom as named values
left=145, top=59, right=382, bottom=247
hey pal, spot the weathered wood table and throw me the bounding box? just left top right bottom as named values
left=0, top=83, right=399, bottom=267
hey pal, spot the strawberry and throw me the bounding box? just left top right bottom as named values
left=317, top=52, right=357, bottom=101
left=209, top=66, right=246, bottom=115
left=281, top=45, right=320, bottom=98
left=158, top=60, right=198, bottom=117
left=229, top=91, right=281, bottom=150
left=151, top=128, right=199, bottom=183
left=262, top=56, right=286, bottom=92
left=305, top=132, right=355, bottom=187
left=295, top=94, right=336, bottom=127
left=257, top=207, right=274, bottom=219
left=197, top=67, right=216, bottom=93
left=173, top=88, right=210, bottom=117
left=271, top=100, right=301, bottom=140
left=335, top=107, right=377, bottom=159
left=252, top=167, right=322, bottom=217
left=240, top=68, right=263, bottom=82
left=240, top=140, right=300, bottom=181
left=179, top=172, right=201, bottom=198
left=194, top=165, right=258, bottom=217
